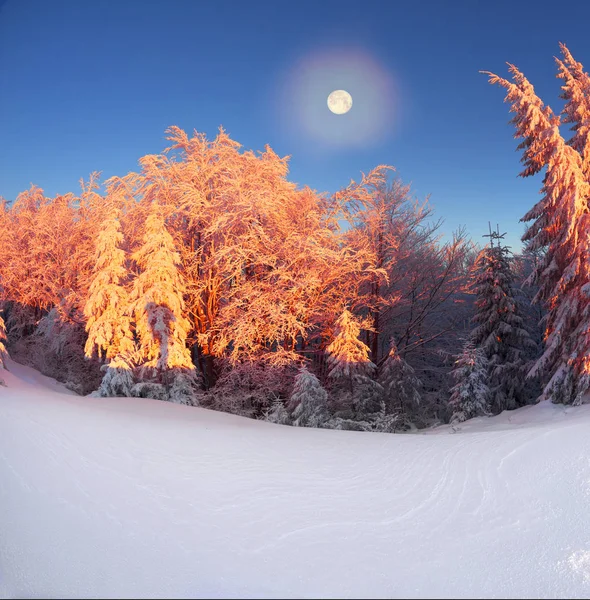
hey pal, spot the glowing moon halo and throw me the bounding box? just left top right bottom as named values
left=327, top=89, right=352, bottom=114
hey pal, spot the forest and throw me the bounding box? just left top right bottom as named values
left=0, top=43, right=589, bottom=433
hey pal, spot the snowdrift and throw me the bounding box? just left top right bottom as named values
left=1, top=362, right=590, bottom=599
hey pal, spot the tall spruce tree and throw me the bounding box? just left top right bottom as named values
left=471, top=229, right=536, bottom=412
left=557, top=43, right=590, bottom=180
left=484, top=56, right=590, bottom=404
left=130, top=204, right=199, bottom=404
left=288, top=366, right=330, bottom=427
left=326, top=309, right=377, bottom=416
left=449, top=341, right=491, bottom=423
left=84, top=208, right=135, bottom=397
left=378, top=338, right=422, bottom=421
left=326, top=309, right=376, bottom=388
left=555, top=45, right=590, bottom=404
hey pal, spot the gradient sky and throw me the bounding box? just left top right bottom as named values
left=2, top=0, right=590, bottom=249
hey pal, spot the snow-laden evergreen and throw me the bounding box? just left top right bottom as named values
left=264, top=398, right=292, bottom=425
left=449, top=341, right=491, bottom=423
left=554, top=45, right=590, bottom=405
left=84, top=208, right=135, bottom=396
left=326, top=309, right=375, bottom=398
left=485, top=56, right=590, bottom=405
left=557, top=42, right=590, bottom=180
left=94, top=356, right=135, bottom=398
left=471, top=232, right=536, bottom=412
left=326, top=310, right=376, bottom=384
left=130, top=205, right=198, bottom=404
left=378, top=338, right=422, bottom=424
left=326, top=309, right=377, bottom=418
left=84, top=208, right=134, bottom=363
left=167, top=368, right=201, bottom=406
left=367, top=400, right=399, bottom=433
left=288, top=366, right=330, bottom=427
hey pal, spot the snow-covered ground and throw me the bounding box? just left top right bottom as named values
left=1, top=361, right=590, bottom=599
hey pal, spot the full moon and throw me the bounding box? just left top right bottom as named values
left=327, top=89, right=353, bottom=115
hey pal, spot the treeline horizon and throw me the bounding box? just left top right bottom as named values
left=1, top=41, right=589, bottom=431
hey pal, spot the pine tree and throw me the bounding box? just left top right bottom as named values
left=449, top=341, right=491, bottom=423
left=0, top=311, right=8, bottom=368
left=471, top=230, right=537, bottom=412
left=556, top=43, right=590, bottom=179
left=378, top=338, right=422, bottom=420
left=264, top=399, right=291, bottom=426
left=555, top=45, right=590, bottom=405
left=168, top=370, right=201, bottom=406
left=130, top=205, right=198, bottom=403
left=84, top=208, right=135, bottom=397
left=484, top=62, right=590, bottom=404
left=369, top=400, right=399, bottom=433
left=326, top=309, right=377, bottom=417
left=288, top=366, right=330, bottom=427
left=326, top=310, right=376, bottom=385
left=94, top=355, right=135, bottom=398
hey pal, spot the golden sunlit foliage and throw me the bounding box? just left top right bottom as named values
left=0, top=125, right=471, bottom=416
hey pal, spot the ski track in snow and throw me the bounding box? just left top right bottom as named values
left=1, top=362, right=590, bottom=598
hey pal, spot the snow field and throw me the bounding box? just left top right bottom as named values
left=1, top=362, right=590, bottom=599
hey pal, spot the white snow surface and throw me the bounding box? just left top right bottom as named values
left=1, top=361, right=590, bottom=599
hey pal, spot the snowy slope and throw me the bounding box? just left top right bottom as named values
left=1, top=357, right=78, bottom=396
left=1, top=365, right=590, bottom=599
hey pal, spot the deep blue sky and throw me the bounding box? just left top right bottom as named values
left=2, top=0, right=590, bottom=248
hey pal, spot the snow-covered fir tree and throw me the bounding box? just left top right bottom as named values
left=485, top=59, right=590, bottom=405
left=130, top=205, right=199, bottom=404
left=326, top=310, right=375, bottom=383
left=369, top=400, right=400, bottom=433
left=288, top=366, right=330, bottom=427
left=92, top=355, right=134, bottom=398
left=264, top=398, right=291, bottom=425
left=378, top=338, right=422, bottom=424
left=449, top=341, right=491, bottom=423
left=167, top=368, right=201, bottom=406
left=326, top=309, right=377, bottom=415
left=557, top=43, right=590, bottom=180
left=554, top=45, right=590, bottom=405
left=84, top=208, right=135, bottom=397
left=470, top=230, right=536, bottom=412
left=511, top=246, right=545, bottom=352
